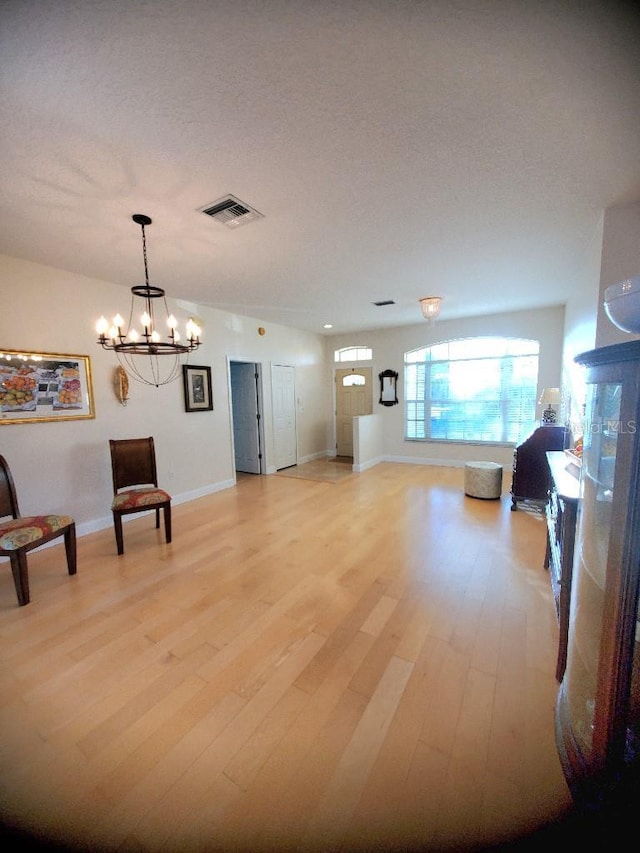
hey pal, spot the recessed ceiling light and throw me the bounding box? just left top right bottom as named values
left=323, top=323, right=333, bottom=329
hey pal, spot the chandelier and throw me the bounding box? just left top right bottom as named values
left=419, top=295, right=443, bottom=323
left=96, top=214, right=201, bottom=387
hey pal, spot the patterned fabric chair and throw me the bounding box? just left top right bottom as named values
left=0, top=455, right=77, bottom=606
left=109, top=437, right=172, bottom=555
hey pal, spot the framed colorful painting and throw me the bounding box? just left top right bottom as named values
left=0, top=350, right=95, bottom=424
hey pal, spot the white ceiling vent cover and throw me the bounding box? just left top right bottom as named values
left=199, top=195, right=264, bottom=228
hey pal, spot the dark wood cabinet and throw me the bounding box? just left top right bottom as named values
left=556, top=340, right=640, bottom=811
left=510, top=425, right=569, bottom=510
left=545, top=450, right=580, bottom=681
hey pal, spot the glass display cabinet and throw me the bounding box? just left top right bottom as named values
left=556, top=340, right=640, bottom=809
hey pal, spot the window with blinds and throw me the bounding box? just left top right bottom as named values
left=405, top=337, right=540, bottom=444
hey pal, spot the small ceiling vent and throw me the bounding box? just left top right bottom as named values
left=373, top=300, right=396, bottom=306
left=199, top=195, right=264, bottom=228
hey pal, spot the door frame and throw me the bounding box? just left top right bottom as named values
left=227, top=357, right=266, bottom=476
left=271, top=362, right=298, bottom=471
left=334, top=366, right=373, bottom=457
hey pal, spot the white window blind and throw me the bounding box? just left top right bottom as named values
left=405, top=337, right=539, bottom=444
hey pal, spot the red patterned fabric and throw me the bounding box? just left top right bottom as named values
left=0, top=515, right=74, bottom=551
left=112, top=488, right=170, bottom=511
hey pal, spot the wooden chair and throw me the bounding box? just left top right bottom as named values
left=0, top=454, right=77, bottom=606
left=109, top=437, right=172, bottom=555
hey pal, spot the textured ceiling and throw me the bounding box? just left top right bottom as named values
left=1, top=0, right=639, bottom=335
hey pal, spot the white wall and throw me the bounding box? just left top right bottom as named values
left=353, top=413, right=383, bottom=472
left=327, top=305, right=565, bottom=468
left=561, top=201, right=640, bottom=440
left=0, top=255, right=328, bottom=537
left=560, top=212, right=602, bottom=438
left=596, top=201, right=640, bottom=348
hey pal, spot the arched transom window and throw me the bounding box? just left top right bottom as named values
left=342, top=373, right=366, bottom=387
left=334, top=346, right=372, bottom=363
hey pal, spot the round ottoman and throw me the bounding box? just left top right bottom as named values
left=464, top=461, right=503, bottom=500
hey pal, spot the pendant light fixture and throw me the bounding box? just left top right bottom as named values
left=96, top=214, right=201, bottom=387
left=419, top=295, right=443, bottom=324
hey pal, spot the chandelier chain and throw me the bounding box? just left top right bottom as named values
left=140, top=220, right=150, bottom=287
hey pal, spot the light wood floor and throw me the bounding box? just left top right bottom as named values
left=0, top=462, right=577, bottom=852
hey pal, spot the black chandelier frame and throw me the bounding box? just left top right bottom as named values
left=96, top=214, right=201, bottom=387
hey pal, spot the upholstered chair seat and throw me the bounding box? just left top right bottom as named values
left=0, top=455, right=77, bottom=606
left=112, top=488, right=171, bottom=512
left=0, top=514, right=75, bottom=549
left=109, top=437, right=172, bottom=555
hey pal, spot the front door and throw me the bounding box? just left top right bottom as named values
left=335, top=367, right=373, bottom=457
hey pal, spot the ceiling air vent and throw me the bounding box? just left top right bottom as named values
left=199, top=195, right=264, bottom=228
left=373, top=300, right=396, bottom=306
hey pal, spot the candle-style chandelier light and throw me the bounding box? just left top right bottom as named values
left=96, top=214, right=201, bottom=387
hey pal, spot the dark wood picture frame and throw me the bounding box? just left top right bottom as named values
left=379, top=369, right=398, bottom=406
left=182, top=364, right=213, bottom=412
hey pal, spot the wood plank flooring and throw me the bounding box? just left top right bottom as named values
left=0, top=463, right=578, bottom=852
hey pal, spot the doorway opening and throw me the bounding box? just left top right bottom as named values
left=229, top=360, right=265, bottom=475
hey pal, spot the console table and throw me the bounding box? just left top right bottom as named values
left=544, top=450, right=580, bottom=681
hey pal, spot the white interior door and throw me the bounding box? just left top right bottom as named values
left=272, top=364, right=297, bottom=470
left=230, top=361, right=262, bottom=474
left=335, top=367, right=373, bottom=456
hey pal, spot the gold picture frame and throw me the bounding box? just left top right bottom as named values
left=0, top=349, right=95, bottom=424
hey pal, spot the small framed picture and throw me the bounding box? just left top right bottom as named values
left=182, top=364, right=213, bottom=412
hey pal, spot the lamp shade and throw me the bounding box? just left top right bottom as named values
left=538, top=387, right=561, bottom=406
